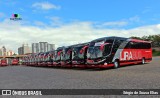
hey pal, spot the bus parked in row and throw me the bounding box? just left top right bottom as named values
left=72, top=43, right=89, bottom=68
left=12, top=58, right=19, bottom=65
left=87, top=37, right=152, bottom=68
left=53, top=47, right=63, bottom=67
left=60, top=46, right=73, bottom=67
left=0, top=58, right=8, bottom=66
left=22, top=36, right=152, bottom=69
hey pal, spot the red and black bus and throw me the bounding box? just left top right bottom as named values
left=38, top=52, right=45, bottom=66
left=34, top=53, right=39, bottom=66
left=42, top=51, right=53, bottom=66
left=0, top=58, right=8, bottom=66
left=12, top=58, right=19, bottom=65
left=60, top=46, right=73, bottom=67
left=47, top=51, right=54, bottom=66
left=72, top=43, right=89, bottom=68
left=87, top=36, right=152, bottom=68
left=53, top=47, right=63, bottom=66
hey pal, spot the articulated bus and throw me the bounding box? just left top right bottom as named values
left=72, top=43, right=89, bottom=68
left=87, top=36, right=152, bottom=68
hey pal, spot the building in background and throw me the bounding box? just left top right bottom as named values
left=32, top=43, right=39, bottom=54
left=18, top=44, right=31, bottom=55
left=6, top=50, right=14, bottom=56
left=32, top=42, right=55, bottom=53
left=47, top=44, right=55, bottom=51
left=39, top=42, right=48, bottom=53
left=0, top=49, right=2, bottom=56
left=0, top=46, right=15, bottom=56
left=1, top=46, right=6, bottom=56
left=18, top=47, right=23, bottom=55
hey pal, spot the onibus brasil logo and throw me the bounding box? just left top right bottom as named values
left=10, top=14, right=22, bottom=21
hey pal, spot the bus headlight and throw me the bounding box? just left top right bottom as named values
left=104, top=63, right=108, bottom=65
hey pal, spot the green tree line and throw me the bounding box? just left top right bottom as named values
left=130, top=34, right=160, bottom=47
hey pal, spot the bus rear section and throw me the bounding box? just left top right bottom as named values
left=72, top=43, right=89, bottom=68
left=0, top=58, right=8, bottom=66
left=86, top=36, right=152, bottom=69
left=12, top=58, right=19, bottom=65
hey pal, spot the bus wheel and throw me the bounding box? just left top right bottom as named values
left=142, top=58, right=145, bottom=64
left=114, top=60, right=119, bottom=69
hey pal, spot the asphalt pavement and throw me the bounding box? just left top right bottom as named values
left=0, top=57, right=160, bottom=98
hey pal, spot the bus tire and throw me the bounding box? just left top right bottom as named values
left=142, top=58, right=145, bottom=64
left=114, top=60, right=119, bottom=69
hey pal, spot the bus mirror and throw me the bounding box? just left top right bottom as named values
left=100, top=44, right=105, bottom=51
left=58, top=51, right=62, bottom=56
left=67, top=50, right=71, bottom=54
left=80, top=46, right=88, bottom=54
left=100, top=43, right=110, bottom=51
left=80, top=49, right=84, bottom=54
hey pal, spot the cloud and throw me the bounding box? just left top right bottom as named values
left=32, top=2, right=61, bottom=10
left=47, top=16, right=63, bottom=27
left=129, top=16, right=140, bottom=22
left=34, top=21, right=46, bottom=27
left=0, top=12, right=5, bottom=18
left=0, top=19, right=160, bottom=53
left=102, top=21, right=128, bottom=27
left=142, top=7, right=152, bottom=14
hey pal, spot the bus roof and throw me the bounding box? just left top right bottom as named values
left=130, top=39, right=151, bottom=43
left=91, top=36, right=128, bottom=42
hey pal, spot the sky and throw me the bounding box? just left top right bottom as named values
left=0, top=0, right=160, bottom=53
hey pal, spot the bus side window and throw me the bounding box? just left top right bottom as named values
left=142, top=43, right=151, bottom=49
left=125, top=41, right=132, bottom=49
left=103, top=44, right=112, bottom=56
left=105, top=39, right=114, bottom=44
left=113, top=39, right=124, bottom=51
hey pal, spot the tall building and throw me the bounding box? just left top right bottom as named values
left=6, top=50, right=14, bottom=56
left=2, top=46, right=6, bottom=56
left=18, top=44, right=31, bottom=55
left=0, top=49, right=3, bottom=56
left=32, top=42, right=55, bottom=53
left=47, top=44, right=55, bottom=51
left=18, top=47, right=23, bottom=55
left=39, top=42, right=48, bottom=53
left=23, top=44, right=31, bottom=54
left=0, top=46, right=15, bottom=56
left=32, top=43, right=39, bottom=54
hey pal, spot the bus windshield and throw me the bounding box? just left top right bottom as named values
left=87, top=46, right=103, bottom=59
left=61, top=48, right=71, bottom=61
left=54, top=50, right=61, bottom=61
left=87, top=39, right=113, bottom=59
left=72, top=46, right=84, bottom=60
